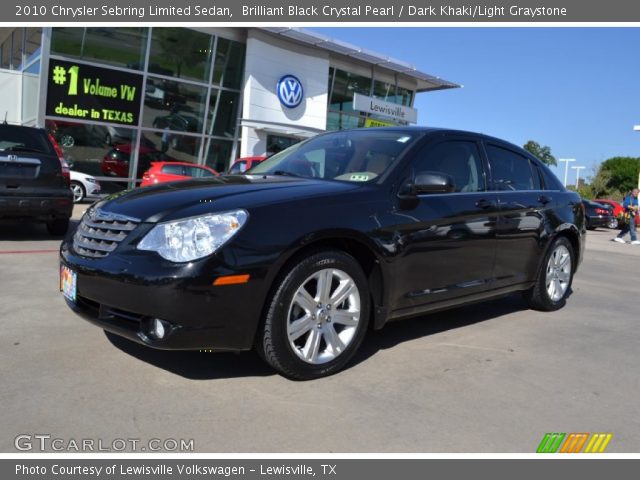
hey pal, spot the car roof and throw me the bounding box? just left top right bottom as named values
left=322, top=126, right=529, bottom=152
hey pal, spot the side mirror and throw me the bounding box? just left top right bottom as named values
left=412, top=171, right=455, bottom=194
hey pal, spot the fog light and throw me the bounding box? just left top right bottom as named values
left=152, top=318, right=167, bottom=339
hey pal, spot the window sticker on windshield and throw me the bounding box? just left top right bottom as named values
left=397, top=136, right=411, bottom=143
left=350, top=174, right=369, bottom=182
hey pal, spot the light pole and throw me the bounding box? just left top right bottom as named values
left=635, top=126, right=640, bottom=188
left=558, top=158, right=576, bottom=187
left=571, top=165, right=585, bottom=188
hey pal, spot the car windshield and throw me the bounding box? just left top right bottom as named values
left=249, top=129, right=421, bottom=182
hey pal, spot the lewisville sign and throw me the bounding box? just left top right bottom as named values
left=353, top=93, right=418, bottom=124
left=46, top=59, right=143, bottom=126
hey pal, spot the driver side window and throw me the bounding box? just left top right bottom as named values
left=414, top=141, right=486, bottom=193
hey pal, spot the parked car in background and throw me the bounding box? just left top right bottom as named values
left=227, top=156, right=267, bottom=174
left=61, top=127, right=585, bottom=379
left=141, top=162, right=219, bottom=187
left=582, top=199, right=614, bottom=230
left=101, top=144, right=173, bottom=179
left=0, top=125, right=72, bottom=235
left=594, top=199, right=624, bottom=228
left=70, top=171, right=101, bottom=203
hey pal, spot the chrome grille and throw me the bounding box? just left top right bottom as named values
left=73, top=209, right=140, bottom=258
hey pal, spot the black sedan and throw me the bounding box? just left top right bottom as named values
left=60, top=128, right=585, bottom=379
left=582, top=199, right=615, bottom=230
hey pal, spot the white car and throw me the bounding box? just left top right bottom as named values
left=70, top=171, right=102, bottom=203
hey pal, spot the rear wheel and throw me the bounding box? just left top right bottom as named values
left=259, top=250, right=370, bottom=380
left=46, top=218, right=69, bottom=236
left=525, top=237, right=574, bottom=311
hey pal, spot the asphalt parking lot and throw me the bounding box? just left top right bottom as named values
left=1, top=205, right=639, bottom=453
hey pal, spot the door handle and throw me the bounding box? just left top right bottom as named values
left=538, top=195, right=551, bottom=205
left=475, top=199, right=497, bottom=209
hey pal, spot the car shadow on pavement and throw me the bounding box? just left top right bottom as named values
left=104, top=332, right=275, bottom=380
left=105, top=292, right=534, bottom=381
left=0, top=219, right=79, bottom=241
left=351, top=293, right=531, bottom=368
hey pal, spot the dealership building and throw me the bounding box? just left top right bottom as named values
left=0, top=27, right=457, bottom=187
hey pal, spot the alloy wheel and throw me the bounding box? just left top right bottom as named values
left=286, top=268, right=361, bottom=365
left=545, top=244, right=572, bottom=302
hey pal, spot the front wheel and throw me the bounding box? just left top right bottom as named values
left=259, top=250, right=370, bottom=380
left=70, top=181, right=85, bottom=203
left=525, top=236, right=574, bottom=311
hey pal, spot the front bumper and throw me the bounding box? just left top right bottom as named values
left=60, top=240, right=271, bottom=351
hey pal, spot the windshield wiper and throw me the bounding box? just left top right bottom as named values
left=271, top=170, right=301, bottom=177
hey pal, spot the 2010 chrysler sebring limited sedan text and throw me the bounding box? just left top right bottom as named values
left=60, top=128, right=585, bottom=379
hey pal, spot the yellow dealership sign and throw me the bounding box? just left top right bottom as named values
left=364, top=118, right=397, bottom=128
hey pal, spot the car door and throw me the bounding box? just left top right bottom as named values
left=484, top=142, right=551, bottom=288
left=391, top=136, right=499, bottom=310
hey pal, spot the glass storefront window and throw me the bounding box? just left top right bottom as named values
left=1, top=38, right=10, bottom=69
left=266, top=135, right=301, bottom=156
left=142, top=129, right=202, bottom=163
left=209, top=90, right=239, bottom=138
left=24, top=28, right=42, bottom=66
left=11, top=28, right=24, bottom=70
left=373, top=80, right=395, bottom=102
left=149, top=28, right=213, bottom=82
left=213, top=38, right=245, bottom=89
left=203, top=138, right=234, bottom=172
left=22, top=59, right=40, bottom=124
left=396, top=87, right=413, bottom=107
left=45, top=118, right=139, bottom=193
left=329, top=69, right=372, bottom=114
left=51, top=28, right=147, bottom=70
left=326, top=112, right=365, bottom=131
left=142, top=77, right=208, bottom=133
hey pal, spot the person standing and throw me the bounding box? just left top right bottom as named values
left=613, top=188, right=640, bottom=244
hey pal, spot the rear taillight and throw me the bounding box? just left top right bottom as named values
left=595, top=208, right=608, bottom=215
left=48, top=133, right=70, bottom=187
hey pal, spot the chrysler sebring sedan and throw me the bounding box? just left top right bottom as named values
left=60, top=128, right=585, bottom=379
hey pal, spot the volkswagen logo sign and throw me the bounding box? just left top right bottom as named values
left=277, top=75, right=304, bottom=109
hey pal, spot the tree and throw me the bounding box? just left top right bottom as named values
left=599, top=156, right=640, bottom=195
left=523, top=140, right=557, bottom=166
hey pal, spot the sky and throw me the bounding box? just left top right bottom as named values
left=311, top=27, right=640, bottom=184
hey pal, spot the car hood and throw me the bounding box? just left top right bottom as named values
left=92, top=174, right=363, bottom=223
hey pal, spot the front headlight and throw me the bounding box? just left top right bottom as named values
left=137, top=209, right=248, bottom=262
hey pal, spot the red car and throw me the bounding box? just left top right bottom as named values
left=227, top=156, right=267, bottom=174
left=595, top=199, right=624, bottom=229
left=101, top=144, right=173, bottom=179
left=141, top=161, right=219, bottom=187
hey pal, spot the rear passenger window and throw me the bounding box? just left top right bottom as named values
left=186, top=166, right=215, bottom=178
left=486, top=145, right=540, bottom=191
left=161, top=165, right=184, bottom=175
left=414, top=141, right=485, bottom=193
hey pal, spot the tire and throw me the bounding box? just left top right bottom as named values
left=608, top=218, right=619, bottom=229
left=46, top=218, right=70, bottom=236
left=259, top=250, right=370, bottom=380
left=70, top=181, right=85, bottom=203
left=525, top=236, right=574, bottom=311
